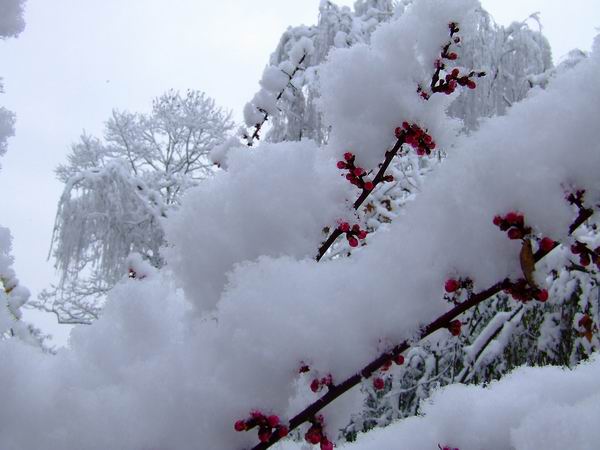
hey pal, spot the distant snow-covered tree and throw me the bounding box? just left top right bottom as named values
left=33, top=90, right=233, bottom=324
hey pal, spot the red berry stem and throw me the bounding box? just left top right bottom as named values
left=250, top=206, right=594, bottom=450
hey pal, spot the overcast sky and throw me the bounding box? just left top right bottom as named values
left=0, top=0, right=598, bottom=345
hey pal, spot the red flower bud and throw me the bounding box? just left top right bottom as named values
left=258, top=428, right=272, bottom=443
left=234, top=420, right=247, bottom=432
left=364, top=181, right=374, bottom=191
left=540, top=237, right=556, bottom=252
left=451, top=68, right=460, bottom=77
left=445, top=279, right=460, bottom=293
left=536, top=289, right=549, bottom=302
left=448, top=320, right=462, bottom=336
left=348, top=237, right=359, bottom=248
left=344, top=152, right=353, bottom=161
left=267, top=415, right=280, bottom=428
left=336, top=161, right=346, bottom=169
left=373, top=377, right=385, bottom=390
left=394, top=354, right=405, bottom=365
left=277, top=425, right=289, bottom=438
left=466, top=80, right=476, bottom=89
left=339, top=222, right=350, bottom=232
left=358, top=230, right=368, bottom=240
left=493, top=215, right=503, bottom=226
left=507, top=228, right=524, bottom=240
left=310, top=379, right=320, bottom=393
left=354, top=167, right=364, bottom=177
left=320, top=438, right=334, bottom=450
left=447, top=52, right=458, bottom=60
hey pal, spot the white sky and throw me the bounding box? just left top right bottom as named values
left=0, top=0, right=598, bottom=346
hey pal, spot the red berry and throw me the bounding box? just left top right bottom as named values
left=310, top=379, right=320, bottom=393
left=448, top=320, right=461, bottom=336
left=320, top=438, right=334, bottom=450
left=580, top=254, right=591, bottom=267
left=451, top=68, right=460, bottom=77
left=267, top=415, right=280, bottom=428
left=344, top=152, right=353, bottom=161
left=493, top=215, right=503, bottom=226
left=373, top=377, right=385, bottom=390
left=348, top=237, right=359, bottom=248
left=447, top=52, right=458, bottom=60
left=402, top=121, right=410, bottom=130
left=445, top=279, right=460, bottom=293
left=364, top=181, right=374, bottom=191
left=505, top=212, right=519, bottom=224
left=234, top=420, right=246, bottom=432
left=277, top=425, right=289, bottom=438
left=358, top=230, right=368, bottom=240
left=540, top=237, right=556, bottom=252
left=258, top=428, right=272, bottom=443
left=336, top=161, right=346, bottom=169
left=339, top=222, right=350, bottom=232
left=536, top=289, right=549, bottom=302
left=507, top=228, right=524, bottom=240
left=250, top=410, right=264, bottom=420
left=305, top=429, right=322, bottom=445
left=394, top=127, right=403, bottom=138
left=352, top=224, right=360, bottom=232
left=354, top=167, right=364, bottom=177
left=394, top=354, right=405, bottom=365
left=467, top=80, right=476, bottom=89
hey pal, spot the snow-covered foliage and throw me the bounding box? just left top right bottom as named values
left=36, top=90, right=233, bottom=323
left=0, top=0, right=46, bottom=347
left=0, top=0, right=600, bottom=450
left=0, top=0, right=25, bottom=39
left=0, top=0, right=26, bottom=162
left=279, top=356, right=600, bottom=450
left=240, top=0, right=551, bottom=149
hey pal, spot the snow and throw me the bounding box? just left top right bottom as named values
left=0, top=0, right=598, bottom=449
left=277, top=356, right=600, bottom=450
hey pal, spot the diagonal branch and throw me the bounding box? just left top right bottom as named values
left=252, top=207, right=595, bottom=450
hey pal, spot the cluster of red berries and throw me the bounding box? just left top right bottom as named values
left=234, top=411, right=288, bottom=443
left=503, top=279, right=549, bottom=303
left=336, top=152, right=376, bottom=191
left=493, top=212, right=532, bottom=240
left=310, top=374, right=333, bottom=393
left=419, top=22, right=485, bottom=99
left=372, top=354, right=405, bottom=391
left=304, top=415, right=333, bottom=450
left=338, top=222, right=368, bottom=248
left=394, top=122, right=436, bottom=156
left=570, top=241, right=600, bottom=269
left=436, top=68, right=484, bottom=94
